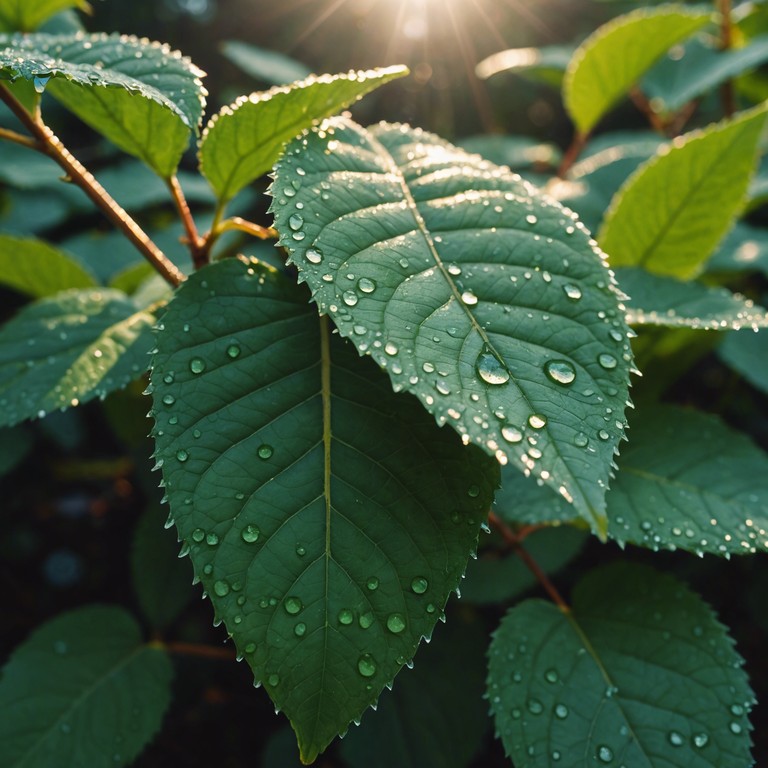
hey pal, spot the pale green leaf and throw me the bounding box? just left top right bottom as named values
left=0, top=0, right=88, bottom=32
left=0, top=288, right=155, bottom=427
left=488, top=563, right=755, bottom=767
left=0, top=605, right=173, bottom=768
left=598, top=106, right=768, bottom=278
left=272, top=117, right=634, bottom=534
left=0, top=235, right=97, bottom=297
left=0, top=32, right=207, bottom=176
left=220, top=40, right=311, bottom=85
left=618, top=267, right=768, bottom=329
left=339, top=618, right=489, bottom=768
left=198, top=66, right=407, bottom=202
left=719, top=328, right=768, bottom=396
left=607, top=405, right=768, bottom=556
left=476, top=45, right=573, bottom=87
left=563, top=5, right=712, bottom=134
left=150, top=256, right=499, bottom=762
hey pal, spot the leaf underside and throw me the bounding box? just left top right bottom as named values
left=271, top=117, right=634, bottom=534
left=150, top=257, right=499, bottom=763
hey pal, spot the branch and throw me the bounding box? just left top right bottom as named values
left=628, top=87, right=667, bottom=134
left=0, top=83, right=185, bottom=287
left=0, top=125, right=37, bottom=149
left=214, top=216, right=278, bottom=241
left=557, top=131, right=588, bottom=178
left=168, top=175, right=208, bottom=271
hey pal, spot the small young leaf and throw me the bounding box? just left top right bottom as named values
left=272, top=117, right=634, bottom=535
left=0, top=605, right=173, bottom=768
left=488, top=563, right=755, bottom=767
left=476, top=45, right=573, bottom=87
left=150, top=257, right=499, bottom=763
left=0, top=32, right=207, bottom=177
left=0, top=288, right=155, bottom=427
left=0, top=235, right=97, bottom=297
left=599, top=105, right=768, bottom=278
left=563, top=5, right=711, bottom=134
left=608, top=404, right=768, bottom=556
left=0, top=0, right=89, bottom=32
left=198, top=66, right=407, bottom=202
left=220, top=40, right=311, bottom=85
left=719, top=329, right=768, bottom=396
left=618, top=267, right=768, bottom=330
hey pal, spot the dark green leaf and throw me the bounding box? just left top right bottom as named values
left=494, top=463, right=576, bottom=526
left=0, top=288, right=155, bottom=427
left=459, top=135, right=561, bottom=172
left=618, top=267, right=768, bottom=329
left=220, top=40, right=311, bottom=85
left=339, top=617, right=489, bottom=768
left=0, top=605, right=173, bottom=768
left=608, top=404, right=768, bottom=556
left=488, top=563, right=755, bottom=767
left=599, top=106, right=768, bottom=278
left=0, top=0, right=88, bottom=32
left=272, top=117, right=634, bottom=534
left=199, top=66, right=407, bottom=202
left=150, top=257, right=499, bottom=762
left=719, top=328, right=768, bottom=396
left=706, top=222, right=768, bottom=277
left=0, top=235, right=97, bottom=297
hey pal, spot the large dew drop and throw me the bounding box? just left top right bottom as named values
left=544, top=359, right=576, bottom=386
left=357, top=653, right=377, bottom=678
left=476, top=346, right=510, bottom=386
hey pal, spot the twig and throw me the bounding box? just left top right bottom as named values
left=0, top=82, right=185, bottom=287
left=168, top=175, right=207, bottom=270
left=215, top=216, right=278, bottom=240
left=0, top=125, right=37, bottom=149
left=628, top=87, right=667, bottom=134
left=557, top=131, right=588, bottom=178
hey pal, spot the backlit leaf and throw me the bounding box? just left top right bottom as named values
left=563, top=5, right=711, bottom=134
left=599, top=106, right=768, bottom=278
left=488, top=563, right=755, bottom=767
left=0, top=605, right=173, bottom=768
left=199, top=66, right=407, bottom=202
left=150, top=256, right=499, bottom=763
left=272, top=117, right=634, bottom=534
left=0, top=0, right=89, bottom=32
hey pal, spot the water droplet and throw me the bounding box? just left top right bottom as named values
left=545, top=669, right=558, bottom=683
left=359, top=612, right=374, bottom=629
left=555, top=704, right=569, bottom=719
left=192, top=528, right=205, bottom=543
left=241, top=524, right=260, bottom=543
left=411, top=576, right=428, bottom=594
left=206, top=532, right=219, bottom=546
left=528, top=414, right=547, bottom=429
left=598, top=353, right=618, bottom=370
left=176, top=448, right=189, bottom=463
left=366, top=577, right=379, bottom=591
left=574, top=432, right=589, bottom=447
left=338, top=608, right=354, bottom=625
left=189, top=358, right=206, bottom=374
left=526, top=214, right=538, bottom=225
left=598, top=429, right=610, bottom=441
left=597, top=746, right=614, bottom=763
left=358, top=277, right=376, bottom=294
left=284, top=596, right=303, bottom=614
left=214, top=580, right=230, bottom=597
left=461, top=290, right=478, bottom=306
left=502, top=425, right=524, bottom=443
left=226, top=343, right=241, bottom=359
left=693, top=733, right=709, bottom=748
left=162, top=394, right=175, bottom=406
left=257, top=444, right=273, bottom=460
left=267, top=673, right=280, bottom=687
left=476, top=347, right=510, bottom=385
left=288, top=214, right=304, bottom=231
left=527, top=699, right=543, bottom=715
left=296, top=544, right=306, bottom=556
left=358, top=653, right=377, bottom=677
left=467, top=484, right=480, bottom=498
left=545, top=360, right=576, bottom=386
left=386, top=613, right=406, bottom=633
left=563, top=284, right=582, bottom=301
left=305, top=246, right=324, bottom=265
left=342, top=290, right=358, bottom=307
left=245, top=642, right=256, bottom=654
left=33, top=75, right=50, bottom=93
left=729, top=722, right=742, bottom=735
left=294, top=622, right=307, bottom=637
left=668, top=732, right=684, bottom=747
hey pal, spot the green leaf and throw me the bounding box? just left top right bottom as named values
left=149, top=257, right=499, bottom=762
left=462, top=525, right=587, bottom=605
left=271, top=117, right=634, bottom=534
left=0, top=605, right=173, bottom=768
left=598, top=106, right=768, bottom=278
left=607, top=404, right=768, bottom=556
left=488, top=563, right=755, bottom=767
left=719, top=329, right=768, bottom=396
left=706, top=222, right=768, bottom=277
left=563, top=5, right=711, bottom=134
left=476, top=45, right=573, bottom=87
left=220, top=40, right=311, bottom=85
left=0, top=0, right=88, bottom=32
left=494, top=463, right=576, bottom=526
left=0, top=33, right=207, bottom=177
left=0, top=287, right=155, bottom=427
left=0, top=235, right=97, bottom=297
left=642, top=35, right=768, bottom=115
left=617, top=267, right=768, bottom=329
left=198, top=66, right=407, bottom=202
left=459, top=135, right=561, bottom=172
left=339, top=618, right=489, bottom=768
left=132, top=506, right=194, bottom=629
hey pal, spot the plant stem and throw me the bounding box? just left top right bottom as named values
left=0, top=125, right=37, bottom=149
left=168, top=175, right=207, bottom=270
left=628, top=87, right=666, bottom=134
left=488, top=511, right=570, bottom=612
left=557, top=131, right=588, bottom=178
left=0, top=83, right=185, bottom=287
left=163, top=641, right=236, bottom=661
left=215, top=216, right=278, bottom=240
left=718, top=0, right=736, bottom=117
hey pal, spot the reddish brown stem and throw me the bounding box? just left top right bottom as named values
left=628, top=87, right=667, bottom=134
left=163, top=641, right=236, bottom=661
left=488, top=512, right=570, bottom=612
left=0, top=125, right=37, bottom=149
left=0, top=83, right=184, bottom=287
left=168, top=175, right=208, bottom=270
left=557, top=131, right=588, bottom=178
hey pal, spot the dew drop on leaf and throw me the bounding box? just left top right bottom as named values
left=358, top=277, right=376, bottom=293
left=502, top=425, right=523, bottom=443
left=359, top=611, right=374, bottom=629
left=467, top=484, right=480, bottom=498
left=598, top=353, right=618, bottom=370
left=162, top=394, right=175, bottom=406
left=554, top=704, right=569, bottom=719
left=214, top=580, right=230, bottom=597
left=342, top=290, right=358, bottom=307
left=386, top=613, right=406, bottom=634
left=338, top=609, right=354, bottom=625
left=528, top=414, right=547, bottom=429
left=693, top=733, right=709, bottom=748
left=357, top=653, right=377, bottom=677
left=288, top=214, right=304, bottom=231
left=668, top=732, right=684, bottom=747
left=226, top=343, right=241, bottom=359
left=206, top=532, right=219, bottom=546
left=241, top=524, right=260, bottom=543
left=257, top=444, right=273, bottom=459
left=476, top=346, right=510, bottom=385
left=284, top=596, right=303, bottom=615
left=544, top=669, right=558, bottom=683
left=267, top=674, right=280, bottom=687
left=411, top=576, right=429, bottom=594
left=597, top=746, right=614, bottom=763
left=176, top=448, right=189, bottom=462
left=544, top=359, right=577, bottom=386
left=306, top=247, right=323, bottom=264
left=192, top=528, right=205, bottom=543
left=294, top=622, right=307, bottom=637
left=527, top=699, right=543, bottom=715
left=461, top=290, right=479, bottom=306
left=366, top=577, right=379, bottom=591
left=563, top=284, right=582, bottom=301
left=574, top=432, right=589, bottom=447
left=189, top=357, right=206, bottom=374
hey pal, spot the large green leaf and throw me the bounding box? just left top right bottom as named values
left=599, top=106, right=768, bottom=278
left=0, top=605, right=173, bottom=768
left=0, top=235, right=97, bottom=297
left=149, top=257, right=499, bottom=762
left=617, top=267, right=768, bottom=330
left=563, top=5, right=711, bottom=134
left=0, top=0, right=88, bottom=32
left=0, top=33, right=206, bottom=176
left=488, top=563, right=755, bottom=767
left=199, top=66, right=407, bottom=203
left=0, top=287, right=155, bottom=427
left=607, top=405, right=768, bottom=556
left=271, top=117, right=634, bottom=534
